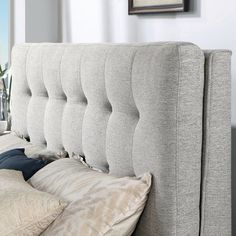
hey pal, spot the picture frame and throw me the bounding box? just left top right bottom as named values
left=128, top=0, right=187, bottom=14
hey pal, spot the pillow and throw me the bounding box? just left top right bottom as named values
left=0, top=169, right=67, bottom=236
left=0, top=132, right=68, bottom=161
left=0, top=149, right=48, bottom=180
left=29, top=159, right=152, bottom=236
left=26, top=147, right=68, bottom=162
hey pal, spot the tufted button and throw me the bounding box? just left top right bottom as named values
left=63, top=94, right=67, bottom=101
left=44, top=91, right=49, bottom=97
left=104, top=102, right=112, bottom=112
left=27, top=89, right=32, bottom=96
left=82, top=96, right=88, bottom=105
left=130, top=107, right=140, bottom=119
left=136, top=109, right=140, bottom=119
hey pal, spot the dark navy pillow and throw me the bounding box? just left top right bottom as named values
left=0, top=149, right=48, bottom=180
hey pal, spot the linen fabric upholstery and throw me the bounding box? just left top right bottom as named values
left=11, top=43, right=204, bottom=236
left=29, top=158, right=151, bottom=236
left=9, top=42, right=232, bottom=236
left=0, top=169, right=66, bottom=236
left=200, top=51, right=232, bottom=236
left=0, top=148, right=48, bottom=180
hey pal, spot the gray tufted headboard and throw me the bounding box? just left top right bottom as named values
left=10, top=43, right=231, bottom=236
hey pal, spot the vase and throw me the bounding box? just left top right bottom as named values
left=0, top=90, right=8, bottom=121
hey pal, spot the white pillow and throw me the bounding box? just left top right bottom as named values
left=0, top=169, right=67, bottom=236
left=29, top=158, right=152, bottom=236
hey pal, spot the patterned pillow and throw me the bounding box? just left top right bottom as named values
left=29, top=158, right=152, bottom=236
left=0, top=169, right=67, bottom=236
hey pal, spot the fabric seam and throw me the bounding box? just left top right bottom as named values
left=176, top=45, right=182, bottom=236
left=41, top=44, right=47, bottom=145
left=79, top=46, right=86, bottom=157
left=104, top=46, right=114, bottom=171
left=59, top=46, right=66, bottom=151
left=25, top=45, right=31, bottom=139
left=129, top=48, right=139, bottom=176
left=201, top=52, right=213, bottom=236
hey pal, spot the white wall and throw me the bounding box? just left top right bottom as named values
left=62, top=0, right=236, bottom=125
left=12, top=0, right=25, bottom=45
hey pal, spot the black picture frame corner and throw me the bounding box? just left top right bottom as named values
left=128, top=0, right=188, bottom=14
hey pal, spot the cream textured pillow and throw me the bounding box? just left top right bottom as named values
left=0, top=169, right=67, bottom=236
left=29, top=158, right=152, bottom=236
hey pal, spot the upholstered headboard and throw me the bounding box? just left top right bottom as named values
left=10, top=43, right=231, bottom=236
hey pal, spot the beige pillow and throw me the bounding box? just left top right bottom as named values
left=28, top=149, right=68, bottom=162
left=29, top=159, right=152, bottom=236
left=0, top=170, right=67, bottom=236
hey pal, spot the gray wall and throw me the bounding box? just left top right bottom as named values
left=25, top=0, right=60, bottom=43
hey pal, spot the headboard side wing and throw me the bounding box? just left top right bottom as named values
left=200, top=50, right=232, bottom=236
left=133, top=44, right=204, bottom=235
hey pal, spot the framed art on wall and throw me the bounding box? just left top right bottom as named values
left=128, top=0, right=187, bottom=14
